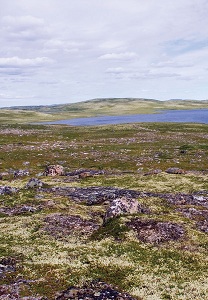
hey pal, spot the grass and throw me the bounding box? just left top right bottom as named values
left=0, top=120, right=207, bottom=299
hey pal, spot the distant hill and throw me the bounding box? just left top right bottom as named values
left=1, top=98, right=208, bottom=124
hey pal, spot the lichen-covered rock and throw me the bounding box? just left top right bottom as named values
left=25, top=178, right=44, bottom=189
left=127, top=218, right=184, bottom=244
left=104, top=197, right=145, bottom=223
left=44, top=165, right=65, bottom=176
left=165, top=167, right=185, bottom=174
left=56, top=280, right=137, bottom=300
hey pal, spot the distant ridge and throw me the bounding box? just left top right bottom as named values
left=0, top=98, right=208, bottom=124
left=2, top=97, right=208, bottom=112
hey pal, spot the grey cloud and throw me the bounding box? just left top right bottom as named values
left=1, top=15, right=51, bottom=41
left=0, top=0, right=208, bottom=106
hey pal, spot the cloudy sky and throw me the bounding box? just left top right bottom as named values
left=0, top=0, right=208, bottom=107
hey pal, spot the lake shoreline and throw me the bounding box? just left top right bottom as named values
left=39, top=108, right=208, bottom=126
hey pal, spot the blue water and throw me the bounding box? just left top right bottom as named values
left=43, top=109, right=208, bottom=126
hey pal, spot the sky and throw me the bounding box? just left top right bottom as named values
left=0, top=0, right=208, bottom=107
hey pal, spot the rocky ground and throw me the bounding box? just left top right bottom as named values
left=0, top=122, right=207, bottom=299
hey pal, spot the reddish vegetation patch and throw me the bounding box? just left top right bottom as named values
left=43, top=214, right=99, bottom=238
left=127, top=218, right=184, bottom=244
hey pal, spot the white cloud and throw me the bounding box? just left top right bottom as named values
left=106, top=67, right=125, bottom=74
left=0, top=56, right=53, bottom=68
left=99, top=52, right=137, bottom=60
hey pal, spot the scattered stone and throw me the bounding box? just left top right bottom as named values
left=197, top=220, right=208, bottom=233
left=165, top=193, right=208, bottom=208
left=127, top=218, right=185, bottom=244
left=0, top=186, right=18, bottom=195
left=177, top=207, right=208, bottom=220
left=40, top=186, right=208, bottom=210
left=43, top=214, right=99, bottom=238
left=0, top=205, right=41, bottom=216
left=0, top=279, right=44, bottom=300
left=56, top=280, right=137, bottom=300
left=177, top=207, right=208, bottom=233
left=44, top=165, right=65, bottom=176
left=25, top=178, right=44, bottom=189
left=13, top=169, right=30, bottom=178
left=143, top=169, right=162, bottom=176
left=165, top=167, right=185, bottom=174
left=0, top=257, right=16, bottom=276
left=104, top=197, right=147, bottom=223
left=66, top=169, right=104, bottom=178
left=59, top=187, right=141, bottom=205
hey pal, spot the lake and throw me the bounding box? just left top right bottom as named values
left=43, top=109, right=208, bottom=126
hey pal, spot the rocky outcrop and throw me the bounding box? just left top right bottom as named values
left=56, top=280, right=137, bottom=300
left=44, top=165, right=65, bottom=176
left=165, top=167, right=185, bottom=174
left=127, top=218, right=185, bottom=244
left=104, top=197, right=146, bottom=223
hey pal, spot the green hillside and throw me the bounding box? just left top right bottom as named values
left=1, top=98, right=208, bottom=124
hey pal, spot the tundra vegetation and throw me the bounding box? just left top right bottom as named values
left=0, top=100, right=208, bottom=299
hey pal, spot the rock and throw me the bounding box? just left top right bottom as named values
left=66, top=169, right=104, bottom=178
left=165, top=167, right=185, bottom=174
left=43, top=214, right=99, bottom=238
left=56, top=280, right=137, bottom=300
left=0, top=186, right=18, bottom=195
left=13, top=169, right=30, bottom=178
left=127, top=218, right=184, bottom=244
left=50, top=186, right=142, bottom=205
left=0, top=205, right=41, bottom=216
left=197, top=220, right=208, bottom=233
left=44, top=165, right=65, bottom=176
left=25, top=178, right=44, bottom=189
left=78, top=171, right=94, bottom=179
left=177, top=207, right=208, bottom=220
left=104, top=197, right=146, bottom=223
left=0, top=257, right=16, bottom=276
left=0, top=279, right=44, bottom=299
left=165, top=192, right=208, bottom=208
left=143, top=169, right=162, bottom=176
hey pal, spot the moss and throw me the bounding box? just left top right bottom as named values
left=90, top=217, right=130, bottom=241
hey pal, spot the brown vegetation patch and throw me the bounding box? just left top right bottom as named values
left=127, top=218, right=185, bottom=244
left=43, top=214, right=99, bottom=238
